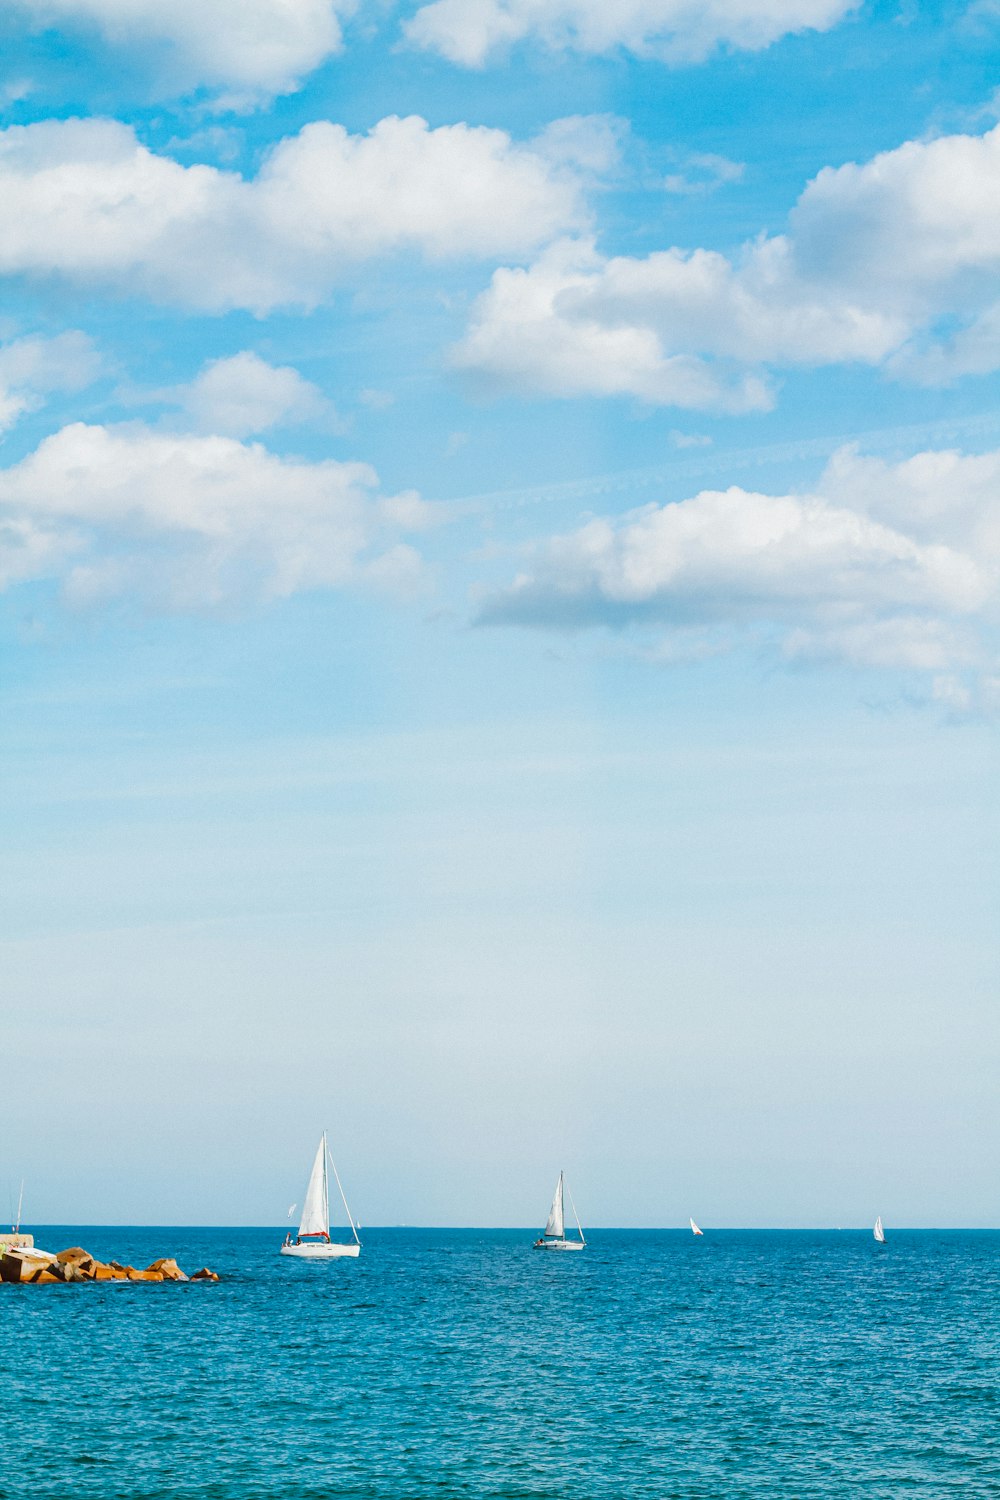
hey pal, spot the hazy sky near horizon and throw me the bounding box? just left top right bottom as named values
left=1, top=0, right=998, bottom=1229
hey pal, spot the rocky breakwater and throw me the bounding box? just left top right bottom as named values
left=0, top=1245, right=220, bottom=1285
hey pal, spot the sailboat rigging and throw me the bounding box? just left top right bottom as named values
left=533, top=1171, right=586, bottom=1251
left=280, top=1133, right=361, bottom=1259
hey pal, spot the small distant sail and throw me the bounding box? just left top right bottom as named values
left=690, top=1218, right=704, bottom=1236
left=287, top=1204, right=297, bottom=1219
left=873, top=1215, right=886, bottom=1244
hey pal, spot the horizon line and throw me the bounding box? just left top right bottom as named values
left=13, top=1223, right=1000, bottom=1233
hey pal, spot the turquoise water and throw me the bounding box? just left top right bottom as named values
left=2, top=1228, right=998, bottom=1498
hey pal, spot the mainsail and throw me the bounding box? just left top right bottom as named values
left=544, top=1173, right=565, bottom=1239
left=690, top=1218, right=703, bottom=1236
left=873, top=1216, right=886, bottom=1244
left=298, top=1134, right=330, bottom=1240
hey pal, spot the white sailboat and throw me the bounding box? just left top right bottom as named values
left=280, top=1133, right=361, bottom=1259
left=873, top=1215, right=886, bottom=1245
left=533, top=1171, right=585, bottom=1251
left=690, top=1218, right=704, bottom=1236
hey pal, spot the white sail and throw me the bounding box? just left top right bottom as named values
left=690, top=1218, right=703, bottom=1235
left=298, top=1135, right=329, bottom=1239
left=873, top=1215, right=885, bottom=1244
left=544, top=1172, right=565, bottom=1238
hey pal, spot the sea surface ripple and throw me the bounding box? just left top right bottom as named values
left=2, top=1228, right=999, bottom=1498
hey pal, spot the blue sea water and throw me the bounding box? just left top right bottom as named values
left=2, top=1228, right=998, bottom=1498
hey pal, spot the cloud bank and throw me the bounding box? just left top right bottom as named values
left=0, top=115, right=589, bottom=312
left=454, top=125, right=1000, bottom=409
left=479, top=443, right=1000, bottom=694
left=405, top=0, right=853, bottom=66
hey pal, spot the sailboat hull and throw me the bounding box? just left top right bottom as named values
left=533, top=1238, right=585, bottom=1251
left=280, top=1242, right=360, bottom=1259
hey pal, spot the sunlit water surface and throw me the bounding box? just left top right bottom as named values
left=2, top=1228, right=998, bottom=1498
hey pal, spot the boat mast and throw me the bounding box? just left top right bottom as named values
left=321, top=1131, right=331, bottom=1241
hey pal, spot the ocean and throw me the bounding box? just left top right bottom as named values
left=2, top=1227, right=998, bottom=1498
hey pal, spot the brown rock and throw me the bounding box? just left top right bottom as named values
left=2, top=1249, right=60, bottom=1282
left=146, top=1258, right=188, bottom=1282
left=31, top=1268, right=64, bottom=1284
left=129, top=1269, right=164, bottom=1281
left=5, top=1253, right=64, bottom=1283
left=93, top=1264, right=126, bottom=1281
left=0, top=1254, right=33, bottom=1283
left=56, top=1247, right=97, bottom=1277
left=191, top=1267, right=220, bottom=1281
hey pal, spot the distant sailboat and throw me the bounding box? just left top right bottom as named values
left=533, top=1171, right=585, bottom=1251
left=873, top=1215, right=886, bottom=1245
left=690, top=1218, right=704, bottom=1236
left=280, top=1133, right=361, bottom=1259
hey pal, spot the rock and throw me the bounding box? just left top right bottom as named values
left=146, top=1258, right=188, bottom=1282
left=128, top=1269, right=164, bottom=1281
left=0, top=1254, right=36, bottom=1283
left=56, top=1247, right=97, bottom=1277
left=1, top=1253, right=70, bottom=1284
left=30, top=1268, right=64, bottom=1284
left=93, top=1264, right=126, bottom=1280
left=191, top=1267, right=220, bottom=1281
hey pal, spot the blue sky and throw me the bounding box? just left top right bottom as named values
left=1, top=0, right=998, bottom=1228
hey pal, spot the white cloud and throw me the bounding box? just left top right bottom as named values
left=404, top=0, right=854, bottom=67
left=0, top=115, right=589, bottom=313
left=9, top=0, right=349, bottom=102
left=0, top=422, right=435, bottom=608
left=164, top=352, right=333, bottom=438
left=452, top=239, right=774, bottom=412
left=454, top=125, right=1000, bottom=408
left=478, top=442, right=1000, bottom=688
left=663, top=151, right=744, bottom=195
left=531, top=114, right=627, bottom=175
left=0, top=331, right=101, bottom=433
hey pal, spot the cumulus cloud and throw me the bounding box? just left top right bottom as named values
left=0, top=422, right=435, bottom=608
left=477, top=443, right=1000, bottom=687
left=0, top=331, right=101, bottom=433
left=9, top=0, right=349, bottom=102
left=453, top=239, right=774, bottom=412
left=160, top=352, right=335, bottom=438
left=0, top=115, right=589, bottom=313
left=404, top=0, right=853, bottom=67
left=454, top=124, right=1000, bottom=408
